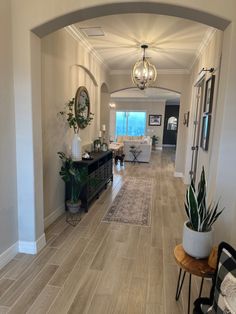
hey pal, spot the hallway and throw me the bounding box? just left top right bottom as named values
left=0, top=150, right=210, bottom=314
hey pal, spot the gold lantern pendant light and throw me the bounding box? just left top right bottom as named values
left=132, top=44, right=157, bottom=90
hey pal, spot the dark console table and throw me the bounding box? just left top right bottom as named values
left=66, top=151, right=113, bottom=212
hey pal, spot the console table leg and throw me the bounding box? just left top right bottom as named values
left=175, top=268, right=186, bottom=300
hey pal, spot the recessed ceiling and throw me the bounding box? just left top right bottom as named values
left=74, top=13, right=215, bottom=72
left=111, top=87, right=180, bottom=102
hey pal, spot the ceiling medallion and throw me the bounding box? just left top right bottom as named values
left=131, top=44, right=157, bottom=90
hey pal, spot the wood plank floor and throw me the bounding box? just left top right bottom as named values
left=0, top=149, right=210, bottom=314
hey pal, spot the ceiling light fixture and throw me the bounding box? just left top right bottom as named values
left=131, top=44, right=157, bottom=90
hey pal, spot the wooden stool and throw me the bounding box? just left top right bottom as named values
left=174, top=244, right=215, bottom=314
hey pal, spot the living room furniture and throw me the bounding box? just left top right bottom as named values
left=109, top=142, right=124, bottom=157
left=174, top=244, right=215, bottom=314
left=193, top=242, right=236, bottom=314
left=65, top=151, right=113, bottom=212
left=116, top=136, right=151, bottom=163
left=129, top=147, right=142, bottom=163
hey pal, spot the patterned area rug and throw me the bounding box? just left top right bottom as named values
left=102, top=177, right=153, bottom=226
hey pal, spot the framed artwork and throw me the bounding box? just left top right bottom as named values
left=203, top=75, right=215, bottom=113
left=149, top=114, right=162, bottom=126
left=183, top=111, right=190, bottom=127
left=200, top=115, right=211, bottom=151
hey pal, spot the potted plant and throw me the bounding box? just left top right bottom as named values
left=183, top=167, right=224, bottom=258
left=58, top=97, right=94, bottom=161
left=58, top=152, right=87, bottom=213
left=151, top=135, right=159, bottom=150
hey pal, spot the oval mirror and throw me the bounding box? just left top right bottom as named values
left=74, top=86, right=90, bottom=129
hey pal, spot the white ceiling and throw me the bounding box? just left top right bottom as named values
left=74, top=13, right=214, bottom=73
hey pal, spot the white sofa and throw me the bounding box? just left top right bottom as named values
left=117, top=136, right=152, bottom=163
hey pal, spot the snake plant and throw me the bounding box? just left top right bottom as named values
left=185, top=167, right=224, bottom=232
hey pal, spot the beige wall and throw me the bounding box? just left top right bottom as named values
left=110, top=101, right=166, bottom=146
left=185, top=30, right=223, bottom=185
left=0, top=0, right=18, bottom=256
left=42, top=29, right=108, bottom=220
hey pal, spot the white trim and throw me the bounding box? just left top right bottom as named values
left=44, top=204, right=65, bottom=229
left=156, top=146, right=163, bottom=150
left=0, top=242, right=18, bottom=270
left=65, top=25, right=109, bottom=71
left=111, top=97, right=179, bottom=102
left=190, top=28, right=217, bottom=70
left=18, top=233, right=46, bottom=255
left=162, top=144, right=176, bottom=147
left=110, top=69, right=189, bottom=75
left=174, top=172, right=184, bottom=178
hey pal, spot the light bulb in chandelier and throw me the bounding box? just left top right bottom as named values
left=131, top=44, right=157, bottom=90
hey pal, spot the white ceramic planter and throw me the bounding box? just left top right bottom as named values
left=182, top=221, right=213, bottom=259
left=72, top=133, right=82, bottom=161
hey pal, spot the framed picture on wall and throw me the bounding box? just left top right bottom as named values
left=149, top=114, right=162, bottom=126
left=200, top=115, right=211, bottom=151
left=203, top=75, right=215, bottom=113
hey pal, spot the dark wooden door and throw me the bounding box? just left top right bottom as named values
left=163, top=105, right=180, bottom=145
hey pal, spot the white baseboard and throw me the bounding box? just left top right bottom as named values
left=156, top=146, right=163, bottom=150
left=18, top=233, right=46, bottom=255
left=44, top=204, right=65, bottom=229
left=174, top=172, right=184, bottom=178
left=0, top=242, right=18, bottom=270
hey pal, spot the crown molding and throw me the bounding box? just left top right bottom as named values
left=65, top=25, right=110, bottom=71
left=110, top=68, right=189, bottom=75
left=189, top=28, right=217, bottom=71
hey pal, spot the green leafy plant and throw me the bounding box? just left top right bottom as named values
left=58, top=152, right=87, bottom=203
left=151, top=135, right=158, bottom=145
left=185, top=167, right=224, bottom=232
left=58, top=98, right=94, bottom=133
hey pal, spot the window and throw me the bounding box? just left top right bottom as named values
left=115, top=111, right=146, bottom=136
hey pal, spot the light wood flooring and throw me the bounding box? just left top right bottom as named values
left=0, top=149, right=210, bottom=314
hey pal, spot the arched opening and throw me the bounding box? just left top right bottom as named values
left=12, top=1, right=235, bottom=254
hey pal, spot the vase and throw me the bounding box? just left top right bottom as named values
left=71, top=132, right=82, bottom=161
left=66, top=200, right=81, bottom=214
left=182, top=221, right=213, bottom=258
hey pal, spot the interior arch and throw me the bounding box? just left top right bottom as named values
left=32, top=2, right=230, bottom=37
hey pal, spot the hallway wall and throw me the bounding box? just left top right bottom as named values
left=41, top=28, right=109, bottom=224
left=0, top=0, right=18, bottom=259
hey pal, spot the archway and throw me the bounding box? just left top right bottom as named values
left=13, top=1, right=235, bottom=251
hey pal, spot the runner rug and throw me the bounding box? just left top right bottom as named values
left=102, top=176, right=153, bottom=226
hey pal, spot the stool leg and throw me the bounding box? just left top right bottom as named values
left=199, top=278, right=204, bottom=298
left=187, top=274, right=192, bottom=314
left=175, top=268, right=186, bottom=300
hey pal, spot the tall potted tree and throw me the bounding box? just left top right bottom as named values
left=58, top=152, right=87, bottom=213
left=183, top=167, right=224, bottom=258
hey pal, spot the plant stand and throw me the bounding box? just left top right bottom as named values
left=174, top=244, right=215, bottom=314
left=66, top=211, right=81, bottom=227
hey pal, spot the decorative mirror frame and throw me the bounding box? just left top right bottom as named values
left=74, top=86, right=90, bottom=129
